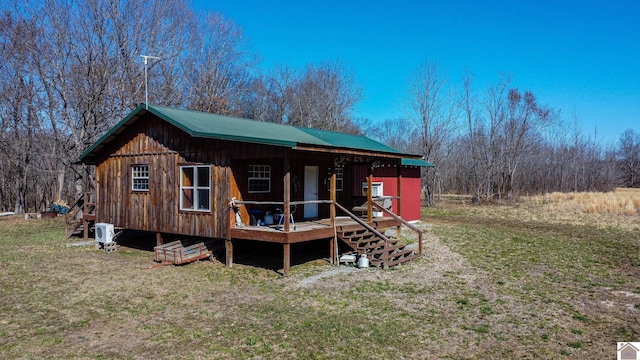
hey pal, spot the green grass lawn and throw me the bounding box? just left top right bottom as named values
left=0, top=200, right=638, bottom=359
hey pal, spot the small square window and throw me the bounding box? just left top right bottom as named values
left=132, top=165, right=149, bottom=191
left=248, top=165, right=271, bottom=193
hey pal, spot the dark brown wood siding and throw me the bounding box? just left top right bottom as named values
left=95, top=116, right=231, bottom=239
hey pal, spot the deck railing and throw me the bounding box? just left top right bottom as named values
left=231, top=199, right=333, bottom=231
left=333, top=202, right=393, bottom=267
left=65, top=192, right=96, bottom=239
left=371, top=200, right=424, bottom=255
left=230, top=197, right=423, bottom=264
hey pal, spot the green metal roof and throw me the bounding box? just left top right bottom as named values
left=297, top=127, right=402, bottom=154
left=401, top=158, right=434, bottom=167
left=80, top=104, right=419, bottom=163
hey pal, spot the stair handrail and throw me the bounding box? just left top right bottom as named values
left=65, top=193, right=86, bottom=233
left=333, top=201, right=392, bottom=267
left=371, top=201, right=424, bottom=255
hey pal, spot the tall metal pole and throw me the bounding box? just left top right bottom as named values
left=140, top=55, right=159, bottom=109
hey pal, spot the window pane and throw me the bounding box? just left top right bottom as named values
left=133, top=179, right=149, bottom=190
left=249, top=179, right=270, bottom=192
left=181, top=188, right=194, bottom=209
left=132, top=165, right=150, bottom=191
left=182, top=167, right=194, bottom=187
left=197, top=189, right=210, bottom=210
left=197, top=166, right=210, bottom=187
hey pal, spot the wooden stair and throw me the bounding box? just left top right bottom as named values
left=66, top=218, right=95, bottom=238
left=336, top=225, right=420, bottom=269
left=65, top=192, right=96, bottom=239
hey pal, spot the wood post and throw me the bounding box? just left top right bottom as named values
left=283, top=150, right=291, bottom=276
left=83, top=218, right=89, bottom=241
left=283, top=243, right=290, bottom=276
left=225, top=239, right=233, bottom=268
left=83, top=192, right=89, bottom=241
left=283, top=151, right=291, bottom=233
left=156, top=233, right=164, bottom=247
left=224, top=167, right=236, bottom=267
left=396, top=165, right=402, bottom=242
left=329, top=170, right=337, bottom=265
left=367, top=174, right=373, bottom=223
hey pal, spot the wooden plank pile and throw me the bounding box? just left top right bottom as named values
left=154, top=239, right=220, bottom=265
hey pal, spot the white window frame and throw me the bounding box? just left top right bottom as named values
left=327, top=168, right=344, bottom=192
left=248, top=165, right=271, bottom=193
left=335, top=168, right=344, bottom=192
left=131, top=164, right=149, bottom=191
left=180, top=165, right=211, bottom=212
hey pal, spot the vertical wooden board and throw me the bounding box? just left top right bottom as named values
left=222, top=166, right=231, bottom=239
left=109, top=158, right=120, bottom=227
left=167, top=154, right=177, bottom=233
left=190, top=213, right=196, bottom=236
left=211, top=165, right=219, bottom=238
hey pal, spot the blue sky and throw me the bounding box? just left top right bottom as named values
left=196, top=0, right=639, bottom=144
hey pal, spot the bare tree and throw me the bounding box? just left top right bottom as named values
left=617, top=129, right=640, bottom=187
left=364, top=118, right=420, bottom=153
left=0, top=0, right=252, bottom=212
left=404, top=61, right=458, bottom=205
left=0, top=11, right=44, bottom=213
left=461, top=73, right=481, bottom=201
left=502, top=89, right=554, bottom=199
left=184, top=12, right=254, bottom=114
left=287, top=61, right=362, bottom=132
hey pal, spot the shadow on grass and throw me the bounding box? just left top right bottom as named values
left=113, top=230, right=333, bottom=275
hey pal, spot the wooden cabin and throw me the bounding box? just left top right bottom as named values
left=79, top=104, right=426, bottom=275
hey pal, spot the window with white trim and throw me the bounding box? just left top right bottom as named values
left=335, top=167, right=344, bottom=191
left=132, top=165, right=149, bottom=191
left=327, top=168, right=344, bottom=192
left=248, top=165, right=271, bottom=193
left=180, top=165, right=211, bottom=211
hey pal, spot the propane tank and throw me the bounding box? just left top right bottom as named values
left=357, top=254, right=369, bottom=268
left=264, top=211, right=274, bottom=225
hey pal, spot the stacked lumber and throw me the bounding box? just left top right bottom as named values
left=154, top=239, right=220, bottom=265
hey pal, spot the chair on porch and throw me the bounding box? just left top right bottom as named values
left=275, top=205, right=296, bottom=230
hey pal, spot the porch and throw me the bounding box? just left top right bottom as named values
left=230, top=216, right=401, bottom=244
left=226, top=198, right=424, bottom=276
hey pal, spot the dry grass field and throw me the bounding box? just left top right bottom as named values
left=0, top=190, right=638, bottom=359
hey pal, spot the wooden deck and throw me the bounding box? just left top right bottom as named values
left=229, top=216, right=401, bottom=244
left=227, top=216, right=406, bottom=276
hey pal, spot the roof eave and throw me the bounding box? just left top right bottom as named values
left=79, top=103, right=148, bottom=163
left=295, top=144, right=419, bottom=159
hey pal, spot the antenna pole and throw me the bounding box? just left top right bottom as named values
left=140, top=55, right=160, bottom=109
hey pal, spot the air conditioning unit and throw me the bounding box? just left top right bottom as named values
left=95, top=223, right=115, bottom=244
left=361, top=182, right=384, bottom=217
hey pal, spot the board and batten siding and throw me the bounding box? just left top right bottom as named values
left=95, top=116, right=231, bottom=239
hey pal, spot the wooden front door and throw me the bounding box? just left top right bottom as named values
left=304, top=166, right=318, bottom=218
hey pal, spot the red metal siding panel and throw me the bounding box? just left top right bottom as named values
left=372, top=168, right=422, bottom=222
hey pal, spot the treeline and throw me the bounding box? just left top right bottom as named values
left=1, top=0, right=637, bottom=213
left=0, top=0, right=362, bottom=213
left=364, top=65, right=637, bottom=204
left=367, top=62, right=640, bottom=202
